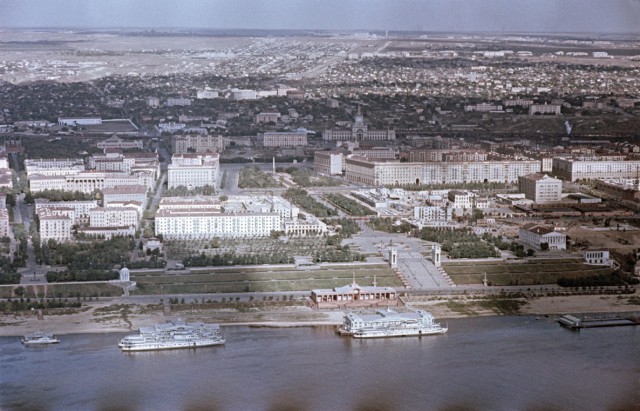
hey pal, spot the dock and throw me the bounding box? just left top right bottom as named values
left=558, top=314, right=640, bottom=330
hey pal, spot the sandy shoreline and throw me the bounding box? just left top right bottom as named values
left=1, top=294, right=639, bottom=337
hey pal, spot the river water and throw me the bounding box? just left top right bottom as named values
left=1, top=316, right=639, bottom=411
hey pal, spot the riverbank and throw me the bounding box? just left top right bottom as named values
left=1, top=294, right=639, bottom=337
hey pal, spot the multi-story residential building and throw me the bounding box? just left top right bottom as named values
left=25, top=158, right=85, bottom=177
left=552, top=158, right=640, bottom=182
left=352, top=147, right=398, bottom=160
left=76, top=226, right=135, bottom=240
left=259, top=131, right=308, bottom=148
left=344, top=158, right=540, bottom=186
left=0, top=208, right=9, bottom=238
left=256, top=112, right=281, bottom=124
left=89, top=152, right=159, bottom=177
left=314, top=151, right=346, bottom=175
left=39, top=214, right=73, bottom=243
left=58, top=117, right=102, bottom=126
left=410, top=149, right=487, bottom=163
left=166, top=98, right=192, bottom=106
left=518, top=173, right=563, bottom=203
left=89, top=206, right=140, bottom=229
left=529, top=104, right=561, bottom=115
left=172, top=134, right=223, bottom=154
left=35, top=199, right=98, bottom=224
left=155, top=195, right=310, bottom=238
left=322, top=106, right=395, bottom=141
left=519, top=223, right=566, bottom=250
left=448, top=191, right=474, bottom=209
left=167, top=153, right=220, bottom=189
left=464, top=103, right=503, bottom=112
left=102, top=185, right=148, bottom=209
left=97, top=135, right=143, bottom=150
left=413, top=206, right=452, bottom=222
left=196, top=89, right=218, bottom=99
left=503, top=99, right=534, bottom=107
left=231, top=89, right=257, bottom=100
left=155, top=209, right=281, bottom=239
left=146, top=97, right=160, bottom=108
left=29, top=171, right=155, bottom=193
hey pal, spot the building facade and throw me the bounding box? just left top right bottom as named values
left=518, top=173, right=563, bottom=203
left=519, top=223, right=566, bottom=250
left=553, top=158, right=640, bottom=182
left=167, top=153, right=220, bottom=189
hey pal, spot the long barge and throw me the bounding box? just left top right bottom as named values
left=558, top=314, right=640, bottom=330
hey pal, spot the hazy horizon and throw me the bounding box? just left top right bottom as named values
left=0, top=0, right=639, bottom=34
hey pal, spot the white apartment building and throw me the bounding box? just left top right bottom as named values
left=156, top=195, right=309, bottom=238
left=464, top=103, right=503, bottom=112
left=260, top=131, right=308, bottom=148
left=518, top=173, right=563, bottom=203
left=256, top=112, right=281, bottom=123
left=314, top=151, right=346, bottom=175
left=519, top=223, right=566, bottom=250
left=166, top=98, right=192, bottom=106
left=97, top=136, right=143, bottom=150
left=232, top=89, right=257, bottom=100
left=155, top=209, right=281, bottom=239
left=158, top=196, right=222, bottom=212
left=167, top=153, right=220, bottom=189
left=344, top=158, right=541, bottom=186
left=29, top=171, right=155, bottom=194
left=196, top=89, right=218, bottom=99
left=0, top=208, right=9, bottom=238
left=413, top=206, right=452, bottom=222
left=352, top=147, right=398, bottom=160
left=35, top=199, right=98, bottom=224
left=146, top=97, right=160, bottom=107
left=529, top=104, right=561, bottom=115
left=89, top=206, right=140, bottom=229
left=102, top=185, right=148, bottom=208
left=172, top=134, right=223, bottom=154
left=25, top=158, right=85, bottom=177
left=448, top=191, right=474, bottom=209
left=39, top=214, right=73, bottom=243
left=77, top=226, right=135, bottom=240
left=409, top=150, right=488, bottom=163
left=552, top=158, right=640, bottom=182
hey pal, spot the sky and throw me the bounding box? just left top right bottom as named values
left=0, top=0, right=639, bottom=34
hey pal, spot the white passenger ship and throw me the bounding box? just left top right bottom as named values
left=21, top=332, right=60, bottom=345
left=337, top=309, right=447, bottom=339
left=118, top=320, right=225, bottom=351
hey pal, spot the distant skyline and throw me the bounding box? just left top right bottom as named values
left=0, top=0, right=639, bottom=34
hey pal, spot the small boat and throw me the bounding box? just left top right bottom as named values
left=21, top=332, right=60, bottom=346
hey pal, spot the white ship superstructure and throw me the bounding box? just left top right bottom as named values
left=21, top=332, right=60, bottom=345
left=118, top=320, right=225, bottom=351
left=337, top=309, right=447, bottom=338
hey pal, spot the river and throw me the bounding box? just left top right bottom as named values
left=1, top=316, right=639, bottom=410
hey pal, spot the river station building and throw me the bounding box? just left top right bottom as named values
left=311, top=280, right=397, bottom=308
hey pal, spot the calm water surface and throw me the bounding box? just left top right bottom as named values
left=1, top=316, right=639, bottom=411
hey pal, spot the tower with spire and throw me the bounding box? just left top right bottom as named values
left=352, top=105, right=368, bottom=140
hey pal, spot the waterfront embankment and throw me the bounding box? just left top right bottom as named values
left=1, top=293, right=639, bottom=337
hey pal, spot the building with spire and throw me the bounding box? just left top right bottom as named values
left=322, top=106, right=395, bottom=141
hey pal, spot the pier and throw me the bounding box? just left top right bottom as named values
left=558, top=314, right=640, bottom=330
